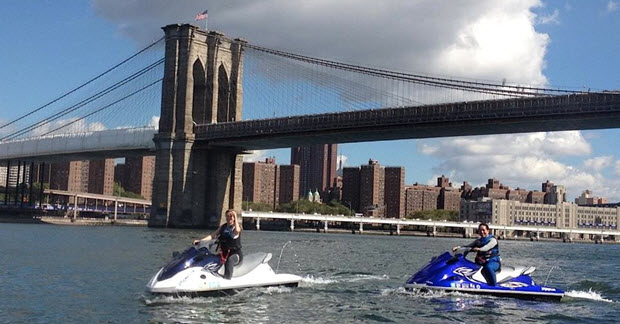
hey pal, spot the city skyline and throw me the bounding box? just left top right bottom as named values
left=1, top=1, right=619, bottom=201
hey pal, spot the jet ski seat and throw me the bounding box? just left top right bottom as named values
left=218, top=252, right=273, bottom=278
left=472, top=265, right=536, bottom=284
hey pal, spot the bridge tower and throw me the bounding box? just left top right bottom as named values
left=149, top=24, right=246, bottom=228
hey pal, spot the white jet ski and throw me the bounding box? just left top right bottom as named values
left=146, top=240, right=302, bottom=296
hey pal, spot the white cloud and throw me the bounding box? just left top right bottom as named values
left=607, top=1, right=619, bottom=12
left=418, top=131, right=597, bottom=198
left=243, top=150, right=268, bottom=163
left=615, top=160, right=620, bottom=176
left=583, top=156, right=612, bottom=171
left=337, top=154, right=348, bottom=170
left=149, top=116, right=160, bottom=128
left=94, top=0, right=548, bottom=86
left=537, top=8, right=560, bottom=25
left=31, top=118, right=107, bottom=136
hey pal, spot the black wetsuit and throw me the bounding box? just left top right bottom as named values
left=218, top=224, right=242, bottom=279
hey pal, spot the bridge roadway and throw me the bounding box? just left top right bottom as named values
left=242, top=211, right=620, bottom=238
left=0, top=127, right=155, bottom=162
left=2, top=93, right=619, bottom=160
left=196, top=92, right=620, bottom=149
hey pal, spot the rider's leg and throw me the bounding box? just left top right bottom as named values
left=482, top=261, right=500, bottom=286
left=223, top=251, right=243, bottom=279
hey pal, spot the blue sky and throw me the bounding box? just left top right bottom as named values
left=1, top=1, right=619, bottom=201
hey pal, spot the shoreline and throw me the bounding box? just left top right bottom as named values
left=0, top=215, right=617, bottom=244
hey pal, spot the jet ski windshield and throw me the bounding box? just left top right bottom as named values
left=158, top=245, right=220, bottom=281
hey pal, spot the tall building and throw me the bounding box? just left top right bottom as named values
left=384, top=167, right=405, bottom=218
left=342, top=167, right=361, bottom=213
left=359, top=159, right=384, bottom=217
left=124, top=156, right=155, bottom=200
left=49, top=162, right=70, bottom=190
left=0, top=163, right=31, bottom=188
left=439, top=187, right=461, bottom=211
left=68, top=161, right=89, bottom=193
left=545, top=185, right=566, bottom=204
left=242, top=158, right=278, bottom=207
left=88, top=159, right=115, bottom=196
left=278, top=164, right=300, bottom=204
left=290, top=144, right=337, bottom=200
left=405, top=184, right=440, bottom=215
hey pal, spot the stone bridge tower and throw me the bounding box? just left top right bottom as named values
left=149, top=24, right=245, bottom=228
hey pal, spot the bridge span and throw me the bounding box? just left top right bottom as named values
left=0, top=127, right=155, bottom=162
left=196, top=92, right=620, bottom=149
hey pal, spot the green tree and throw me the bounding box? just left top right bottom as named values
left=243, top=201, right=272, bottom=212
left=276, top=199, right=353, bottom=215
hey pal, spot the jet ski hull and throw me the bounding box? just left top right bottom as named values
left=146, top=243, right=302, bottom=296
left=404, top=283, right=563, bottom=302
left=404, top=252, right=564, bottom=302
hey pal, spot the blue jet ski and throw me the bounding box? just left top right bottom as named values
left=404, top=251, right=564, bottom=301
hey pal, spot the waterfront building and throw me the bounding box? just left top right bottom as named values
left=278, top=164, right=300, bottom=204
left=123, top=156, right=155, bottom=200
left=359, top=159, right=384, bottom=217
left=291, top=144, right=338, bottom=201
left=54, top=161, right=89, bottom=193
left=461, top=198, right=619, bottom=236
left=405, top=184, right=440, bottom=215
left=384, top=167, right=405, bottom=218
left=506, top=188, right=528, bottom=203
left=88, top=159, right=115, bottom=196
left=243, top=158, right=278, bottom=207
left=575, top=190, right=607, bottom=205
left=527, top=191, right=546, bottom=204
left=342, top=167, right=361, bottom=213
left=544, top=184, right=566, bottom=204
left=0, top=163, right=31, bottom=188
left=439, top=186, right=461, bottom=211
left=460, top=181, right=473, bottom=199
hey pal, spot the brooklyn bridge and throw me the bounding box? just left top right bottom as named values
left=1, top=24, right=619, bottom=228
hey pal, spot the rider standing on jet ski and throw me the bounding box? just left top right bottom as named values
left=452, top=223, right=500, bottom=286
left=193, top=209, right=243, bottom=280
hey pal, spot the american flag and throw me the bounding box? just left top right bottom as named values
left=195, top=10, right=208, bottom=21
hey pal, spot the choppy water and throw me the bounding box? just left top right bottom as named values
left=0, top=223, right=618, bottom=323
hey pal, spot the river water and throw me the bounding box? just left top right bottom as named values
left=0, top=223, right=618, bottom=323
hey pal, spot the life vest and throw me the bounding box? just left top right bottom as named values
left=474, top=234, right=500, bottom=265
left=217, top=224, right=242, bottom=262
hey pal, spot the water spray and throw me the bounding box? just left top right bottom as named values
left=276, top=240, right=292, bottom=273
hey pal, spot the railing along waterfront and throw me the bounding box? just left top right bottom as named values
left=241, top=211, right=620, bottom=238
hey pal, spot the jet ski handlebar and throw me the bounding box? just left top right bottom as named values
left=195, top=239, right=221, bottom=255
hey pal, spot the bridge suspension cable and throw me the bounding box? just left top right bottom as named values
left=1, top=58, right=164, bottom=141
left=245, top=43, right=586, bottom=97
left=1, top=38, right=165, bottom=141
left=0, top=37, right=164, bottom=131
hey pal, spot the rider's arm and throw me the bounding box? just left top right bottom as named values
left=477, top=237, right=498, bottom=252
left=233, top=215, right=241, bottom=237
left=452, top=240, right=477, bottom=251
left=193, top=226, right=222, bottom=245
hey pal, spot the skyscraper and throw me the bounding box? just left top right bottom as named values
left=290, top=144, right=337, bottom=200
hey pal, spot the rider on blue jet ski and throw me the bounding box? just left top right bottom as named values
left=452, top=223, right=501, bottom=285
